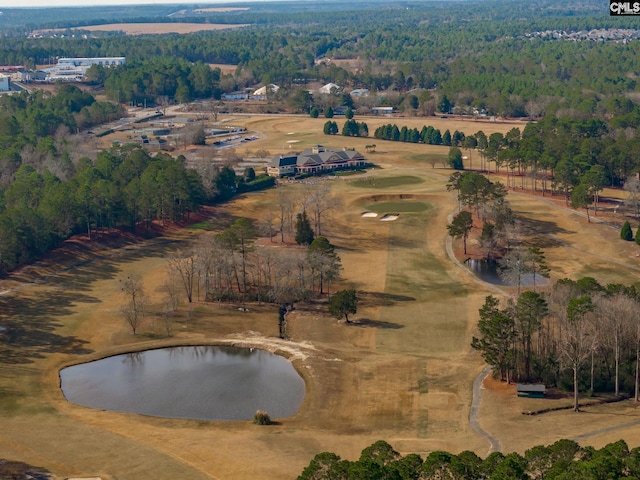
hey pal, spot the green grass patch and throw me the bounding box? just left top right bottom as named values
left=334, top=169, right=366, bottom=177
left=350, top=175, right=424, bottom=189
left=365, top=201, right=431, bottom=214
left=186, top=221, right=212, bottom=230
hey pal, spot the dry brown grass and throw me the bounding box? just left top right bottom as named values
left=209, top=64, right=239, bottom=76
left=1, top=115, right=640, bottom=479
left=36, top=23, right=249, bottom=36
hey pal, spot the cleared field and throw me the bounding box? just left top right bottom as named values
left=0, top=115, right=639, bottom=479
left=209, top=64, right=239, bottom=75
left=61, top=23, right=249, bottom=35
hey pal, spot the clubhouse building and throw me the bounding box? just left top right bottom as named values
left=267, top=145, right=366, bottom=177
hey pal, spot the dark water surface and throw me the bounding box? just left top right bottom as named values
left=60, top=346, right=305, bottom=421
left=466, top=259, right=550, bottom=287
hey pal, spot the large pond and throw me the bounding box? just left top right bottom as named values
left=465, top=258, right=550, bottom=287
left=60, top=346, right=305, bottom=421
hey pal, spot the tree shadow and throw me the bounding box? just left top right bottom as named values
left=519, top=217, right=574, bottom=236
left=357, top=291, right=416, bottom=308
left=348, top=318, right=404, bottom=329
left=0, top=290, right=94, bottom=364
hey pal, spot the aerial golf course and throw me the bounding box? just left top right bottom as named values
left=0, top=115, right=639, bottom=479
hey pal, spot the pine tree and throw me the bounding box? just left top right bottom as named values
left=295, top=210, right=314, bottom=245
left=636, top=225, right=640, bottom=245
left=621, top=221, right=633, bottom=241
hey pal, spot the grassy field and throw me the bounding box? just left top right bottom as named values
left=35, top=23, right=249, bottom=36
left=1, top=115, right=640, bottom=479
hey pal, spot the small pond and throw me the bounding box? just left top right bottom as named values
left=465, top=259, right=550, bottom=287
left=60, top=346, right=305, bottom=421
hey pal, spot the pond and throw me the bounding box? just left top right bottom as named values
left=60, top=346, right=305, bottom=421
left=465, top=258, right=550, bottom=288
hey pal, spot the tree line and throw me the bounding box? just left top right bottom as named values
left=473, top=278, right=640, bottom=411
left=298, top=438, right=640, bottom=480
left=0, top=143, right=275, bottom=276
left=381, top=115, right=640, bottom=221
left=165, top=221, right=342, bottom=308
left=373, top=122, right=467, bottom=147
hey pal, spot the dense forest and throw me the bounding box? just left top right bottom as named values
left=1, top=0, right=640, bottom=118
left=298, top=438, right=640, bottom=479
left=0, top=84, right=279, bottom=275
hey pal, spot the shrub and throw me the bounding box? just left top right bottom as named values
left=621, top=221, right=633, bottom=241
left=253, top=410, right=272, bottom=425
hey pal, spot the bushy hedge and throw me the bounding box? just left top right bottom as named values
left=237, top=174, right=276, bottom=193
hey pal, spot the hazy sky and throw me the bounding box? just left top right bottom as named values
left=0, top=0, right=256, bottom=7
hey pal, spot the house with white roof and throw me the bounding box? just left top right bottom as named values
left=319, top=83, right=341, bottom=94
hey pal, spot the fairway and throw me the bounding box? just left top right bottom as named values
left=1, top=114, right=640, bottom=479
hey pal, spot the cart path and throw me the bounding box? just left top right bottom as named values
left=469, top=366, right=502, bottom=455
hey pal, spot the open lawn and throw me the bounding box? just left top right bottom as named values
left=1, top=115, right=640, bottom=479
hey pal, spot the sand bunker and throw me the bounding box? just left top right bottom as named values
left=361, top=212, right=378, bottom=218
left=380, top=214, right=400, bottom=221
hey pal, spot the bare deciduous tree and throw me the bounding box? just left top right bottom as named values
left=168, top=250, right=197, bottom=303
left=558, top=295, right=596, bottom=412
left=120, top=275, right=146, bottom=334
left=305, top=183, right=342, bottom=236
left=277, top=187, right=296, bottom=242
left=497, top=248, right=529, bottom=295
left=624, top=175, right=640, bottom=219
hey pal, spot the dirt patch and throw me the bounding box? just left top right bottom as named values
left=209, top=64, right=239, bottom=75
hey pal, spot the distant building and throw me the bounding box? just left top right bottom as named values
left=43, top=57, right=125, bottom=82
left=372, top=106, right=394, bottom=115
left=223, top=91, right=249, bottom=101
left=56, top=57, right=126, bottom=68
left=267, top=145, right=366, bottom=177
left=350, top=88, right=369, bottom=97
left=0, top=66, right=25, bottom=73
left=0, top=74, right=10, bottom=92
left=251, top=84, right=279, bottom=100
left=319, top=82, right=341, bottom=94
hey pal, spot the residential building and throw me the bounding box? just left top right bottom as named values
left=319, top=82, right=341, bottom=94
